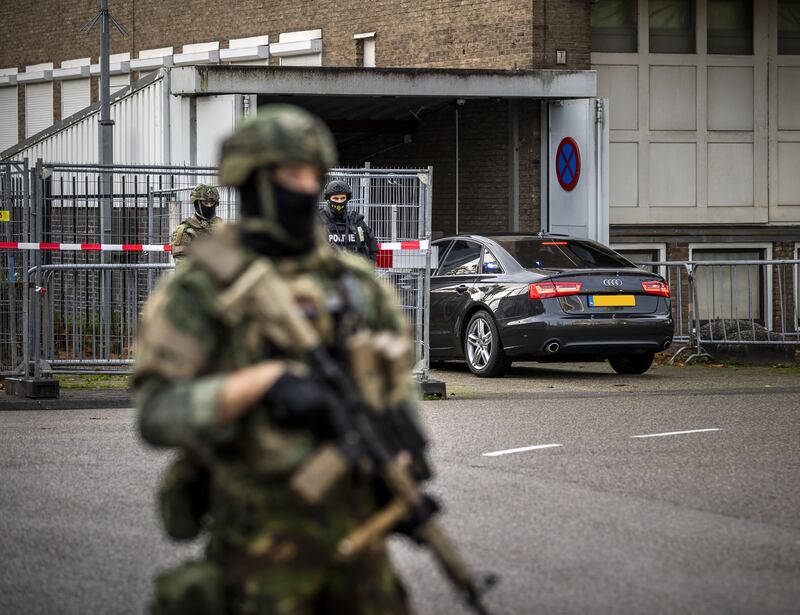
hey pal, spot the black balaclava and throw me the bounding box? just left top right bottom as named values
left=239, top=170, right=320, bottom=258
left=194, top=201, right=218, bottom=221
left=326, top=195, right=348, bottom=221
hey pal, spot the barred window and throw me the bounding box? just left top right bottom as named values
left=650, top=0, right=696, bottom=53
left=693, top=249, right=764, bottom=323
left=591, top=0, right=638, bottom=53
left=707, top=0, right=753, bottom=55
left=779, top=0, right=800, bottom=54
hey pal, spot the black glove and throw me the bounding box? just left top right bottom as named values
left=394, top=493, right=441, bottom=542
left=263, top=372, right=333, bottom=434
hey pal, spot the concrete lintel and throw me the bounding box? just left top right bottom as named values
left=219, top=46, right=269, bottom=63
left=170, top=66, right=596, bottom=99
left=17, top=70, right=53, bottom=84
left=53, top=66, right=91, bottom=80
left=269, top=39, right=323, bottom=58
left=89, top=61, right=131, bottom=76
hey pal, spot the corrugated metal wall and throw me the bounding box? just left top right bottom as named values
left=9, top=76, right=165, bottom=165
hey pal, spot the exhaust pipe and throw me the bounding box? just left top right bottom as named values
left=663, top=339, right=672, bottom=350
left=545, top=341, right=560, bottom=354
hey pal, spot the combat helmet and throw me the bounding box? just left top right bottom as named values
left=190, top=184, right=220, bottom=220
left=218, top=105, right=337, bottom=249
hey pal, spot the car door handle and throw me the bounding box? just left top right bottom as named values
left=455, top=284, right=469, bottom=294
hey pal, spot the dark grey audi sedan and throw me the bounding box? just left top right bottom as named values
left=429, top=234, right=674, bottom=377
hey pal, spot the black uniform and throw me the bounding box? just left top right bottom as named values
left=319, top=207, right=379, bottom=261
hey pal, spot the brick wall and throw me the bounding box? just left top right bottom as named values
left=339, top=99, right=541, bottom=236
left=0, top=0, right=544, bottom=71
left=0, top=1, right=594, bottom=75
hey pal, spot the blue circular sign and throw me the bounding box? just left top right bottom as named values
left=556, top=137, right=581, bottom=191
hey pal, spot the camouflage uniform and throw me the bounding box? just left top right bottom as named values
left=135, top=106, right=414, bottom=615
left=170, top=184, right=223, bottom=263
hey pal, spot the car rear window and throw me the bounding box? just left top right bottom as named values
left=493, top=237, right=633, bottom=270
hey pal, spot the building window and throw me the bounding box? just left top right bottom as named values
left=779, top=0, right=800, bottom=54
left=354, top=33, right=377, bottom=67
left=614, top=248, right=661, bottom=273
left=650, top=0, right=696, bottom=53
left=591, top=0, right=638, bottom=53
left=692, top=248, right=765, bottom=324
left=707, top=0, right=752, bottom=54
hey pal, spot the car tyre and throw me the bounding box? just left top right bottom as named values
left=608, top=352, right=655, bottom=375
left=464, top=311, right=511, bottom=378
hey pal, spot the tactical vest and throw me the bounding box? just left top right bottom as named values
left=171, top=214, right=222, bottom=260
left=320, top=209, right=371, bottom=258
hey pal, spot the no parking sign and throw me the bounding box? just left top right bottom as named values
left=555, top=137, right=581, bottom=192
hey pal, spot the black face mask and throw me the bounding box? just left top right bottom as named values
left=274, top=183, right=319, bottom=239
left=195, top=203, right=217, bottom=220
left=327, top=198, right=348, bottom=219
left=239, top=180, right=320, bottom=258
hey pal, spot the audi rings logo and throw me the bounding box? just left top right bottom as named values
left=603, top=279, right=624, bottom=287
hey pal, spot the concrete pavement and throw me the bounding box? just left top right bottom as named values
left=1, top=363, right=799, bottom=614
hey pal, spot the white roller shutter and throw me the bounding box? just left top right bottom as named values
left=0, top=87, right=19, bottom=151
left=25, top=82, right=53, bottom=137
left=110, top=74, right=130, bottom=93
left=61, top=78, right=91, bottom=118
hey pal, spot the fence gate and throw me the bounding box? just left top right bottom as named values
left=0, top=160, right=31, bottom=374
left=2, top=161, right=435, bottom=383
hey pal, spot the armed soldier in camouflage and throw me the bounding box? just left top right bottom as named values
left=134, top=106, right=418, bottom=615
left=170, top=184, right=223, bottom=263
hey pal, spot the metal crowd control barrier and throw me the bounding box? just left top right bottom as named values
left=2, top=161, right=435, bottom=382
left=637, top=259, right=800, bottom=364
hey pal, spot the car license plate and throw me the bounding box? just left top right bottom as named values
left=589, top=295, right=636, bottom=307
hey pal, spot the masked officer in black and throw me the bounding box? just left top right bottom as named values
left=319, top=179, right=379, bottom=262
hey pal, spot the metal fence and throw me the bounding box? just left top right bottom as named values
left=0, top=160, right=31, bottom=376
left=2, top=161, right=434, bottom=380
left=638, top=260, right=800, bottom=364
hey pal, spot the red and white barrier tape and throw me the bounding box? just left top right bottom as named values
left=0, top=239, right=429, bottom=253
left=0, top=242, right=172, bottom=252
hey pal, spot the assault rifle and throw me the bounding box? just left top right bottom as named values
left=217, top=259, right=497, bottom=615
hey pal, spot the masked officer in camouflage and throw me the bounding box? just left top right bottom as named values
left=319, top=179, right=379, bottom=262
left=134, top=105, right=416, bottom=615
left=170, top=184, right=223, bottom=263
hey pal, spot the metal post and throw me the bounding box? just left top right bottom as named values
left=98, top=0, right=115, bottom=359
left=454, top=107, right=459, bottom=235
left=147, top=187, right=154, bottom=292
left=21, top=162, right=31, bottom=377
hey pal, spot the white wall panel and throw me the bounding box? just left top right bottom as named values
left=61, top=78, right=91, bottom=119
left=0, top=87, right=19, bottom=152
left=778, top=143, right=800, bottom=206
left=707, top=67, right=753, bottom=131
left=649, top=143, right=696, bottom=207
left=196, top=95, right=237, bottom=166
left=777, top=67, right=800, bottom=131
left=595, top=65, right=638, bottom=130
left=708, top=143, right=753, bottom=207
left=8, top=77, right=164, bottom=165
left=609, top=142, right=638, bottom=207
left=649, top=66, right=696, bottom=131
left=25, top=82, right=53, bottom=138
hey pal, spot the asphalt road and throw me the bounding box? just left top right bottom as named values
left=1, top=363, right=799, bottom=614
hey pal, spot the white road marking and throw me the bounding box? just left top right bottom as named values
left=631, top=428, right=721, bottom=439
left=483, top=443, right=563, bottom=457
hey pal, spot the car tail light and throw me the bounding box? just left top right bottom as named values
left=641, top=280, right=670, bottom=298
left=529, top=281, right=583, bottom=299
